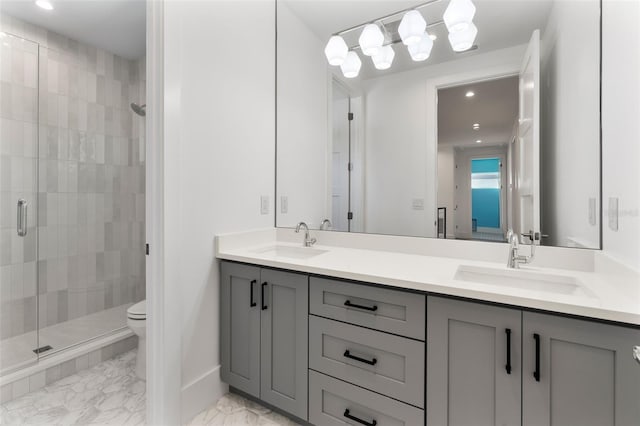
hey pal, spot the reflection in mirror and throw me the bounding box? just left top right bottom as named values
left=276, top=0, right=600, bottom=249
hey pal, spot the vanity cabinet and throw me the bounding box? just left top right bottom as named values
left=522, top=312, right=640, bottom=426
left=427, top=296, right=640, bottom=426
left=220, top=262, right=308, bottom=420
left=427, top=296, right=522, bottom=426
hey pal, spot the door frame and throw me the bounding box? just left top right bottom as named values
left=469, top=152, right=508, bottom=237
left=146, top=1, right=182, bottom=424
left=428, top=63, right=521, bottom=237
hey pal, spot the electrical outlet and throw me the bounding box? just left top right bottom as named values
left=280, top=196, right=288, bottom=214
left=412, top=198, right=425, bottom=210
left=260, top=196, right=269, bottom=215
left=608, top=197, right=618, bottom=231
left=588, top=197, right=596, bottom=226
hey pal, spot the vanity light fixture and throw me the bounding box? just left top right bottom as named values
left=466, top=91, right=475, bottom=97
left=340, top=51, right=362, bottom=78
left=473, top=123, right=480, bottom=129
left=408, top=32, right=434, bottom=62
left=324, top=35, right=349, bottom=66
left=476, top=139, right=482, bottom=143
left=372, top=45, right=395, bottom=70
left=35, top=0, right=54, bottom=10
left=398, top=10, right=427, bottom=46
left=449, top=21, right=478, bottom=52
left=443, top=0, right=476, bottom=33
left=359, top=24, right=385, bottom=56
left=324, top=0, right=478, bottom=75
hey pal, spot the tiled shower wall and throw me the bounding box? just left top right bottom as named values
left=0, top=13, right=145, bottom=340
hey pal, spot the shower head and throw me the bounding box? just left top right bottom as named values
left=131, top=103, right=146, bottom=117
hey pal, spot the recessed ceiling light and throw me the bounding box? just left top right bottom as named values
left=35, top=0, right=53, bottom=10
left=472, top=123, right=480, bottom=129
left=465, top=91, right=475, bottom=98
left=476, top=139, right=482, bottom=143
left=429, top=34, right=437, bottom=41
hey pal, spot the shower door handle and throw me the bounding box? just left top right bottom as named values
left=17, top=199, right=28, bottom=237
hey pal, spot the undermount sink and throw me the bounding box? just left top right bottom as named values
left=454, top=265, right=596, bottom=299
left=250, top=245, right=328, bottom=260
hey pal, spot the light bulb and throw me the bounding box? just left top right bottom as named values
left=324, top=36, right=349, bottom=66
left=372, top=45, right=395, bottom=70
left=398, top=10, right=427, bottom=46
left=448, top=22, right=477, bottom=52
left=35, top=0, right=53, bottom=10
left=408, top=32, right=434, bottom=62
left=443, top=0, right=476, bottom=33
left=340, top=51, right=362, bottom=78
left=358, top=24, right=384, bottom=57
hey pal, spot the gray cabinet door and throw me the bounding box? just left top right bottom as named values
left=260, top=269, right=308, bottom=420
left=523, top=312, right=640, bottom=426
left=427, top=296, right=522, bottom=426
left=220, top=261, right=261, bottom=398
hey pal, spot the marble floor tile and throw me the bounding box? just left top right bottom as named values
left=3, top=350, right=296, bottom=426
left=187, top=393, right=301, bottom=426
left=0, top=349, right=145, bottom=425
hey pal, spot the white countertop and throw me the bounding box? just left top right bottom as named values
left=216, top=229, right=640, bottom=326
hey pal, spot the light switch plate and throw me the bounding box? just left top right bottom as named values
left=280, top=196, right=288, bottom=214
left=412, top=198, right=425, bottom=210
left=608, top=197, right=618, bottom=231
left=588, top=197, right=596, bottom=226
left=260, top=196, right=269, bottom=215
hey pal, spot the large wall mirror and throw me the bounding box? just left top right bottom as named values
left=276, top=0, right=601, bottom=249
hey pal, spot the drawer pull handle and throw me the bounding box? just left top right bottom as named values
left=343, top=350, right=377, bottom=366
left=344, top=409, right=377, bottom=426
left=344, top=300, right=378, bottom=312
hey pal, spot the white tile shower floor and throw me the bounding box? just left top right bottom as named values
left=2, top=348, right=299, bottom=426
left=1, top=304, right=132, bottom=375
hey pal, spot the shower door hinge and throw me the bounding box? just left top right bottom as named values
left=348, top=112, right=354, bottom=121
left=348, top=162, right=353, bottom=171
left=146, top=243, right=150, bottom=255
left=347, top=212, right=353, bottom=220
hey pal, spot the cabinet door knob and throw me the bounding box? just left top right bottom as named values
left=633, top=346, right=640, bottom=365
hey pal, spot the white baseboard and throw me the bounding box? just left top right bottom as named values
left=181, top=364, right=229, bottom=424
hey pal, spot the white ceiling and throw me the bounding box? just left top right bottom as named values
left=1, top=0, right=145, bottom=59
left=284, top=0, right=553, bottom=80
left=438, top=76, right=519, bottom=148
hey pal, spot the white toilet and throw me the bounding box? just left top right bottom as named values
left=127, top=300, right=147, bottom=380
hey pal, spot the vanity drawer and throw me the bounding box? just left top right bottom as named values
left=309, top=370, right=424, bottom=426
left=309, top=277, right=425, bottom=340
left=310, top=315, right=424, bottom=408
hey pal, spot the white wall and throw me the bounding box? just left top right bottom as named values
left=276, top=2, right=329, bottom=229
left=362, top=45, right=525, bottom=237
left=437, top=145, right=455, bottom=238
left=540, top=0, right=600, bottom=248
left=602, top=0, right=640, bottom=269
left=162, top=1, right=275, bottom=421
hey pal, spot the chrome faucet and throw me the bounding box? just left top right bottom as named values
left=295, top=222, right=317, bottom=247
left=320, top=219, right=332, bottom=231
left=507, top=229, right=536, bottom=269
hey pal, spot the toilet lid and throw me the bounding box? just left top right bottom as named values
left=127, top=300, right=146, bottom=319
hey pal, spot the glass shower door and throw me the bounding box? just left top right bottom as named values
left=0, top=32, right=39, bottom=374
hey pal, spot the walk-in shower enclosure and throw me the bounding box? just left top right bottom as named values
left=0, top=14, right=146, bottom=375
